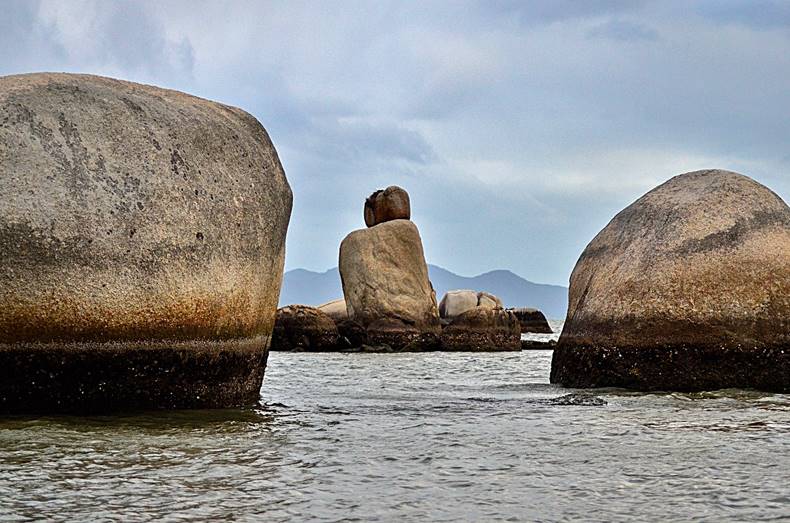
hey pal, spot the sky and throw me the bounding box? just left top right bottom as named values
left=2, top=0, right=790, bottom=286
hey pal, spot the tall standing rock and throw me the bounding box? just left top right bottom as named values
left=339, top=219, right=440, bottom=348
left=551, top=170, right=790, bottom=392
left=0, top=73, right=292, bottom=412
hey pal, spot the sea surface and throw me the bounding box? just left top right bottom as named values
left=1, top=321, right=789, bottom=522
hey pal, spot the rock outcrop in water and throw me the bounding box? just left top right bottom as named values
left=271, top=305, right=339, bottom=352
left=441, top=306, right=521, bottom=351
left=340, top=218, right=441, bottom=350
left=510, top=308, right=553, bottom=334
left=0, top=73, right=292, bottom=412
left=551, top=169, right=790, bottom=392
left=364, top=185, right=410, bottom=227
left=437, top=290, right=519, bottom=350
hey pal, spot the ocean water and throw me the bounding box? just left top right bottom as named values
left=1, top=322, right=789, bottom=522
left=521, top=318, right=564, bottom=343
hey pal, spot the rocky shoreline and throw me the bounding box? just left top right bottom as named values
left=273, top=187, right=555, bottom=353
left=270, top=302, right=558, bottom=353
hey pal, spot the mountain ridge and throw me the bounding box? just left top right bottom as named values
left=279, top=265, right=568, bottom=319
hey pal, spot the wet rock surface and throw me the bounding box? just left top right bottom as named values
left=335, top=319, right=367, bottom=349
left=271, top=306, right=339, bottom=352
left=544, top=393, right=607, bottom=406
left=552, top=170, right=790, bottom=392
left=441, top=307, right=521, bottom=351
left=0, top=73, right=292, bottom=411
left=552, top=344, right=790, bottom=392
left=0, top=339, right=268, bottom=413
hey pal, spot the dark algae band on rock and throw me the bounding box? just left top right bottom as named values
left=551, top=343, right=789, bottom=392
left=0, top=73, right=292, bottom=412
left=271, top=305, right=340, bottom=352
left=551, top=170, right=790, bottom=392
left=0, top=338, right=269, bottom=413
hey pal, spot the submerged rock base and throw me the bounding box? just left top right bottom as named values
left=0, top=338, right=268, bottom=413
left=441, top=331, right=520, bottom=352
left=440, top=307, right=521, bottom=352
left=366, top=328, right=441, bottom=352
left=550, top=344, right=790, bottom=392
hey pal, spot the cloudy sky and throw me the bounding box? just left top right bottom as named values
left=3, top=0, right=789, bottom=285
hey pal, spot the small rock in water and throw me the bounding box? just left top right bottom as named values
left=546, top=393, right=607, bottom=406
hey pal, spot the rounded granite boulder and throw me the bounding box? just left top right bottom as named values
left=551, top=170, right=790, bottom=392
left=363, top=185, right=411, bottom=227
left=0, top=73, right=292, bottom=412
left=438, top=290, right=479, bottom=319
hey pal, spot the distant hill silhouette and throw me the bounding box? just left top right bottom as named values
left=279, top=265, right=568, bottom=319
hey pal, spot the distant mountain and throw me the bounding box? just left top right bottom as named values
left=279, top=265, right=568, bottom=319
left=279, top=267, right=343, bottom=308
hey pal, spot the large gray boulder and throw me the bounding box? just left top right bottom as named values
left=0, top=73, right=292, bottom=412
left=551, top=170, right=790, bottom=392
left=339, top=219, right=440, bottom=349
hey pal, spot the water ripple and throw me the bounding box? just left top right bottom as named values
left=1, top=347, right=788, bottom=522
